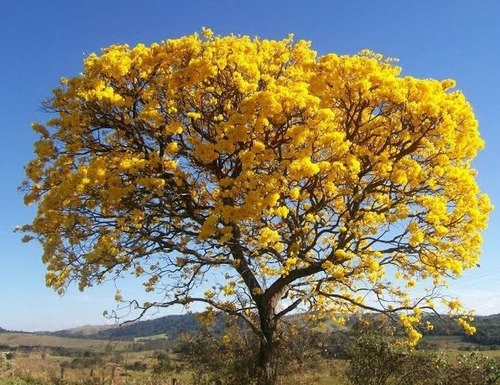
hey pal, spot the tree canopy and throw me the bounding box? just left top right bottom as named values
left=22, top=29, right=491, bottom=384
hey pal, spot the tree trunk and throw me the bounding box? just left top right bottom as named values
left=256, top=336, right=279, bottom=385
left=256, top=317, right=279, bottom=385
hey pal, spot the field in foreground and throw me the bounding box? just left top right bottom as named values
left=1, top=331, right=500, bottom=384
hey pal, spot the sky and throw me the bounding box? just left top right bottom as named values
left=1, top=0, right=500, bottom=332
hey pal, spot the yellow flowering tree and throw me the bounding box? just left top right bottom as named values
left=21, top=30, right=491, bottom=385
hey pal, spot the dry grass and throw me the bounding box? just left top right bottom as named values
left=0, top=333, right=127, bottom=352
left=1, top=333, right=499, bottom=384
left=1, top=359, right=190, bottom=385
left=1, top=351, right=345, bottom=385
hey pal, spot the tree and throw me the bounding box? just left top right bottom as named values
left=21, top=29, right=491, bottom=385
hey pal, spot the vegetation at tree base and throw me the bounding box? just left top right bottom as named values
left=347, top=332, right=500, bottom=385
left=178, top=326, right=500, bottom=385
left=21, top=30, right=491, bottom=384
left=178, top=324, right=260, bottom=385
left=2, top=323, right=500, bottom=384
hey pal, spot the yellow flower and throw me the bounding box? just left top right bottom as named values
left=289, top=188, right=301, bottom=200
left=21, top=32, right=489, bottom=351
left=202, top=27, right=214, bottom=39
left=258, top=227, right=280, bottom=247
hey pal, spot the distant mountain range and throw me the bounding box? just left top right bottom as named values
left=51, top=313, right=226, bottom=340
left=3, top=313, right=500, bottom=346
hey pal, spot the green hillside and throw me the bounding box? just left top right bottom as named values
left=0, top=332, right=127, bottom=351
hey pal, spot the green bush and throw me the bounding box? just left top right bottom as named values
left=346, top=332, right=500, bottom=385
left=0, top=354, right=12, bottom=372
left=444, top=352, right=500, bottom=385
left=179, top=328, right=258, bottom=385
left=125, top=360, right=148, bottom=372
left=178, top=321, right=335, bottom=385
left=153, top=351, right=172, bottom=373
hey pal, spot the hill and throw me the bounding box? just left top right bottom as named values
left=52, top=324, right=114, bottom=337
left=0, top=331, right=127, bottom=351
left=45, top=312, right=500, bottom=346
left=463, top=313, right=500, bottom=346
left=421, top=313, right=500, bottom=343
left=53, top=313, right=225, bottom=340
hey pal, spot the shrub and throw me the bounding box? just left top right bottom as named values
left=443, top=352, right=500, bottom=385
left=179, top=327, right=258, bottom=385
left=153, top=351, right=172, bottom=373
left=346, top=332, right=500, bottom=385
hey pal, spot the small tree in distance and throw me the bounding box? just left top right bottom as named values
left=21, top=29, right=491, bottom=385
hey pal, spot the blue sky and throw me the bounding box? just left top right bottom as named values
left=1, top=0, right=500, bottom=331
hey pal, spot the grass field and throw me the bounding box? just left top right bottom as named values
left=0, top=333, right=499, bottom=384
left=0, top=332, right=128, bottom=352
left=421, top=335, right=500, bottom=361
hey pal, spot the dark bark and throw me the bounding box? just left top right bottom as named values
left=256, top=304, right=280, bottom=385
left=256, top=326, right=279, bottom=385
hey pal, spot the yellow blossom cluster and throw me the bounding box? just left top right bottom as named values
left=22, top=30, right=490, bottom=340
